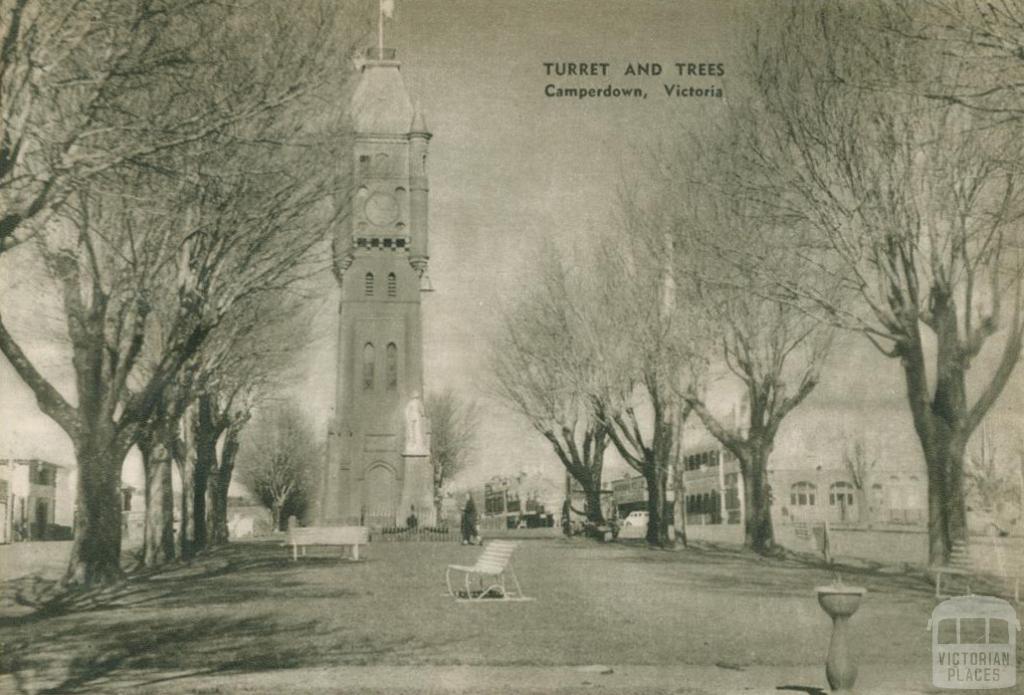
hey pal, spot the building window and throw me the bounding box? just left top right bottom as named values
left=387, top=272, right=397, bottom=297
left=829, top=481, right=855, bottom=507
left=790, top=481, right=817, bottom=506
left=363, top=343, right=375, bottom=389
left=30, top=465, right=55, bottom=486
left=358, top=155, right=370, bottom=174
left=386, top=343, right=398, bottom=389
left=365, top=272, right=374, bottom=296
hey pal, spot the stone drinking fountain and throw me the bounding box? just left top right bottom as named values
left=815, top=575, right=866, bottom=692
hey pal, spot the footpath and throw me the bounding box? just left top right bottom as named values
left=78, top=663, right=944, bottom=695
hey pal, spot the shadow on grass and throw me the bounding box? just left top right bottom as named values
left=5, top=611, right=420, bottom=694
left=1, top=543, right=426, bottom=694
left=1, top=542, right=365, bottom=625
left=600, top=539, right=937, bottom=600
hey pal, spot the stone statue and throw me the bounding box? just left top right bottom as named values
left=404, top=393, right=428, bottom=455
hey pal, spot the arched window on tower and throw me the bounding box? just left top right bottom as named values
left=387, top=272, right=397, bottom=297
left=386, top=343, right=398, bottom=390
left=363, top=343, right=375, bottom=389
left=365, top=272, right=374, bottom=296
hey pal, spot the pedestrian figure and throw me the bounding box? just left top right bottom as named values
left=406, top=505, right=418, bottom=530
left=461, top=497, right=478, bottom=545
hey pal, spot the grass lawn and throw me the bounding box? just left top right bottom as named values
left=1, top=538, right=1020, bottom=693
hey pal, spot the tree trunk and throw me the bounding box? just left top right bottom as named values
left=141, top=437, right=175, bottom=567
left=208, top=423, right=241, bottom=546
left=900, top=300, right=972, bottom=566
left=433, top=494, right=444, bottom=528
left=644, top=457, right=671, bottom=547
left=271, top=502, right=282, bottom=532
left=645, top=408, right=675, bottom=548
left=191, top=395, right=217, bottom=552
left=65, top=434, right=128, bottom=586
left=920, top=426, right=969, bottom=565
left=672, top=464, right=688, bottom=547
left=854, top=485, right=869, bottom=525
left=741, top=442, right=775, bottom=555
left=543, top=426, right=608, bottom=527
left=584, top=486, right=605, bottom=524
left=177, top=448, right=195, bottom=560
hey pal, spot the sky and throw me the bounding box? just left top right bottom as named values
left=1, top=1, right=1022, bottom=504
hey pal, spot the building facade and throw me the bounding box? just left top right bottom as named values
left=0, top=458, right=62, bottom=542
left=318, top=46, right=435, bottom=528
left=774, top=467, right=926, bottom=526
left=604, top=439, right=928, bottom=532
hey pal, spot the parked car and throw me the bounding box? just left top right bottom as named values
left=618, top=510, right=648, bottom=539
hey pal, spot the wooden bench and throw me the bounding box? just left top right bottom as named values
left=445, top=540, right=532, bottom=601
left=287, top=526, right=369, bottom=561
left=931, top=540, right=1022, bottom=603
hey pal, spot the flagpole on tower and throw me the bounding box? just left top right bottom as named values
left=377, top=0, right=384, bottom=60
left=378, top=0, right=394, bottom=60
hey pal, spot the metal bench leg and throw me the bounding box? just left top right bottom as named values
left=507, top=566, right=524, bottom=599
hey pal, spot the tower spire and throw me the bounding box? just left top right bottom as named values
left=378, top=0, right=395, bottom=60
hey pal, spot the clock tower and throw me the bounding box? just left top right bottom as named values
left=318, top=46, right=435, bottom=527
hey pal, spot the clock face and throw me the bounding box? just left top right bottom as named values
left=364, top=192, right=399, bottom=226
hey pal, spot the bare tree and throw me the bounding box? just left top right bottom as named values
left=0, top=2, right=362, bottom=584
left=206, top=393, right=252, bottom=546
left=490, top=247, right=610, bottom=525
left=887, top=1, right=1024, bottom=120
left=661, top=158, right=833, bottom=554
left=0, top=0, right=359, bottom=255
left=192, top=291, right=319, bottom=550
left=132, top=233, right=324, bottom=561
left=426, top=389, right=480, bottom=524
left=579, top=198, right=700, bottom=548
left=730, top=2, right=1024, bottom=564
left=0, top=0, right=203, bottom=254
left=237, top=403, right=318, bottom=532
left=842, top=438, right=879, bottom=524
left=965, top=425, right=1014, bottom=514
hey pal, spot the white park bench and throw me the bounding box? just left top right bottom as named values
left=931, top=539, right=1022, bottom=603
left=287, top=526, right=369, bottom=562
left=445, top=539, right=533, bottom=601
